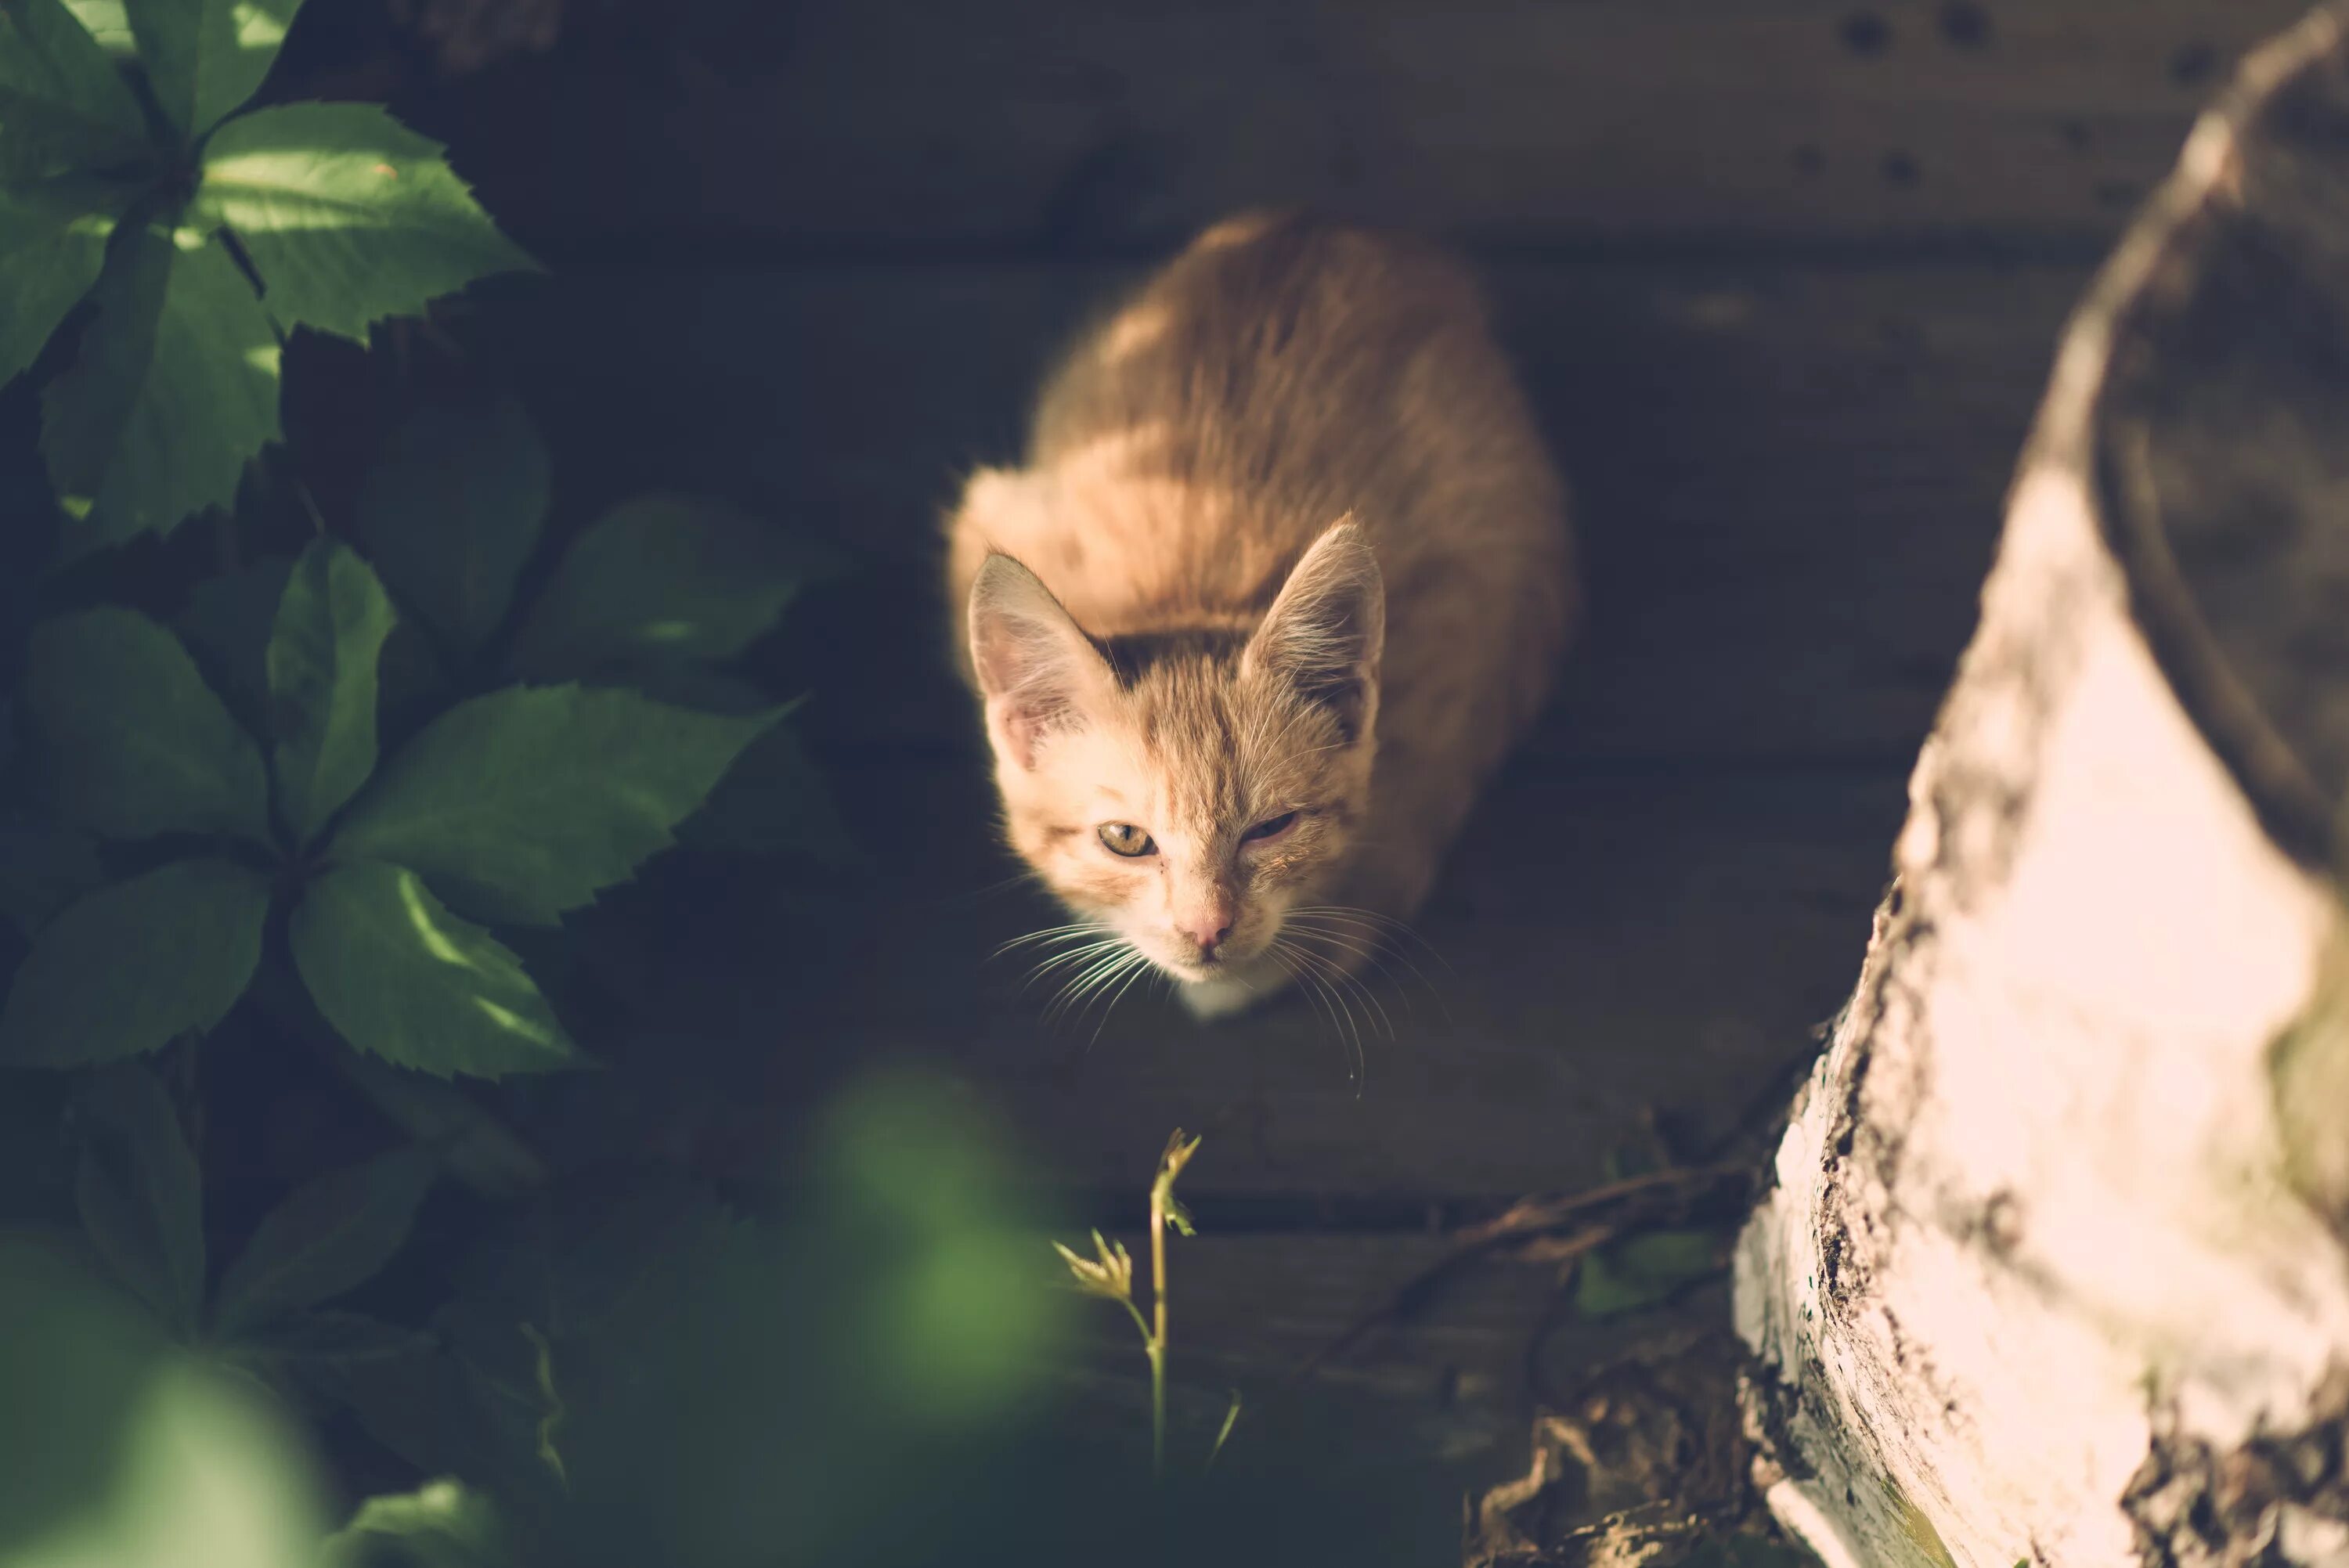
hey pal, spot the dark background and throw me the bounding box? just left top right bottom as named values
left=187, top=0, right=2308, bottom=1523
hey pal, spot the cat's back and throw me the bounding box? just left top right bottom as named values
left=948, top=212, right=1572, bottom=700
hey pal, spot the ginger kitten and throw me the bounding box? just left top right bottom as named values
left=948, top=212, right=1575, bottom=1021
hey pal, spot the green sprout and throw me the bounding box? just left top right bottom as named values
left=1054, top=1129, right=1232, bottom=1476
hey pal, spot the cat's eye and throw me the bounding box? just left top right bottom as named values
left=1242, top=811, right=1299, bottom=843
left=1098, top=822, right=1156, bottom=857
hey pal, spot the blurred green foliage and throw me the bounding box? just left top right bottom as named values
left=0, top=1238, right=328, bottom=1568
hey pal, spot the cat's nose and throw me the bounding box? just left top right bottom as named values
left=1174, top=902, right=1236, bottom=957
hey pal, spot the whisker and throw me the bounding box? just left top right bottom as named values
left=1263, top=944, right=1336, bottom=1044
left=1023, top=940, right=1134, bottom=993
left=1287, top=935, right=1398, bottom=1043
left=991, top=921, right=1110, bottom=959
left=1272, top=940, right=1364, bottom=1090
left=1088, top=953, right=1157, bottom=1045
left=1287, top=904, right=1449, bottom=965
left=1280, top=916, right=1445, bottom=1020
left=1287, top=942, right=1376, bottom=1087
left=1045, top=949, right=1137, bottom=1022
left=1285, top=904, right=1455, bottom=1002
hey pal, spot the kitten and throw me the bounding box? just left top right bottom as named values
left=947, top=211, right=1575, bottom=1020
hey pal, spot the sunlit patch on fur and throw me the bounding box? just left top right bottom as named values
left=1099, top=305, right=1173, bottom=363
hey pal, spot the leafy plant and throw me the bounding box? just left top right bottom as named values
left=1055, top=1128, right=1239, bottom=1476
left=70, top=1062, right=438, bottom=1377
left=0, top=485, right=803, bottom=1079
left=0, top=0, right=535, bottom=552
left=0, top=9, right=911, bottom=1567
left=0, top=351, right=847, bottom=1077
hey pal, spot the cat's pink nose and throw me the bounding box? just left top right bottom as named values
left=1174, top=903, right=1236, bottom=957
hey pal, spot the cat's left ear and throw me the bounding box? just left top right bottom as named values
left=969, top=553, right=1115, bottom=770
left=1245, top=519, right=1385, bottom=742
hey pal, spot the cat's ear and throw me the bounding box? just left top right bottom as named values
left=1245, top=519, right=1385, bottom=742
left=969, top=553, right=1113, bottom=770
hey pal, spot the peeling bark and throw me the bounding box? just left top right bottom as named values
left=1735, top=8, right=2349, bottom=1565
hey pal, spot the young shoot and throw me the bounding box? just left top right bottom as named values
left=1053, top=1129, right=1232, bottom=1476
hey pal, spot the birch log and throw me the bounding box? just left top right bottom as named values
left=1734, top=9, right=2349, bottom=1566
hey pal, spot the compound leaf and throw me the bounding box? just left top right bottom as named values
left=330, top=685, right=777, bottom=925
left=509, top=495, right=821, bottom=680
left=290, top=860, right=578, bottom=1078
left=194, top=102, right=536, bottom=342
left=0, top=858, right=270, bottom=1068
left=0, top=0, right=148, bottom=179
left=40, top=223, right=280, bottom=548
left=121, top=0, right=305, bottom=140
left=268, top=539, right=396, bottom=845
left=0, top=175, right=135, bottom=390
left=175, top=551, right=294, bottom=731
left=21, top=607, right=272, bottom=846
left=211, top=1147, right=435, bottom=1336
left=73, top=1065, right=204, bottom=1335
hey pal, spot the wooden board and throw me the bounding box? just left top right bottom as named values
left=402, top=0, right=2302, bottom=252
left=592, top=755, right=1898, bottom=1202
left=470, top=254, right=2087, bottom=1202
left=1051, top=1231, right=1569, bottom=1472
left=491, top=258, right=2084, bottom=764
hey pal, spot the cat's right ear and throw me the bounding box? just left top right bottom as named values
left=969, top=554, right=1113, bottom=770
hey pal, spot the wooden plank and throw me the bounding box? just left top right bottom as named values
left=406, top=0, right=2300, bottom=251
left=606, top=757, right=1896, bottom=1202
left=493, top=258, right=2083, bottom=764
left=1048, top=1231, right=1566, bottom=1475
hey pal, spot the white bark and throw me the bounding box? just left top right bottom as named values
left=1734, top=10, right=2349, bottom=1566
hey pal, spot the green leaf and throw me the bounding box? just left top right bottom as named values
left=352, top=395, right=548, bottom=659
left=211, top=1147, right=435, bottom=1337
left=290, top=860, right=578, bottom=1078
left=0, top=858, right=269, bottom=1068
left=0, top=0, right=149, bottom=179
left=21, top=607, right=272, bottom=845
left=40, top=223, right=281, bottom=548
left=60, top=1, right=130, bottom=54
left=331, top=685, right=779, bottom=925
left=194, top=102, right=536, bottom=342
left=325, top=1478, right=510, bottom=1568
left=0, top=175, right=135, bottom=391
left=1574, top=1227, right=1722, bottom=1320
left=269, top=539, right=396, bottom=846
left=175, top=550, right=294, bottom=730
left=509, top=494, right=813, bottom=679
left=0, top=813, right=102, bottom=937
left=121, top=0, right=304, bottom=141
left=72, top=1065, right=204, bottom=1335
